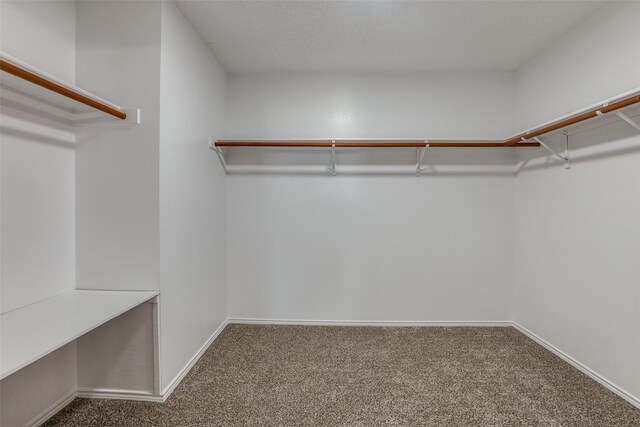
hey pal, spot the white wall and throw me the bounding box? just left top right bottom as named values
left=75, top=0, right=162, bottom=292
left=513, top=1, right=640, bottom=404
left=0, top=2, right=78, bottom=426
left=0, top=0, right=76, bottom=313
left=74, top=0, right=163, bottom=398
left=0, top=343, right=77, bottom=427
left=515, top=2, right=640, bottom=131
left=76, top=0, right=231, bottom=398
left=77, top=303, right=156, bottom=393
left=0, top=114, right=75, bottom=313
left=228, top=71, right=514, bottom=139
left=226, top=72, right=516, bottom=322
left=158, top=1, right=227, bottom=391
left=0, top=1, right=75, bottom=83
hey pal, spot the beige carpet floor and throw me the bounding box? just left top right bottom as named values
left=47, top=325, right=640, bottom=426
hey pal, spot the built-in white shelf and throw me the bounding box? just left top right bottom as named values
left=1, top=290, right=158, bottom=380
left=0, top=51, right=139, bottom=125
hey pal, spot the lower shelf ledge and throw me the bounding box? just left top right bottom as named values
left=0, top=289, right=159, bottom=380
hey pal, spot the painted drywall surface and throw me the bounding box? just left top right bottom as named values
left=0, top=2, right=77, bottom=425
left=77, top=303, right=156, bottom=393
left=176, top=1, right=604, bottom=74
left=0, top=1, right=76, bottom=83
left=228, top=173, right=515, bottom=321
left=513, top=1, right=640, bottom=402
left=515, top=2, right=640, bottom=131
left=514, top=124, right=640, bottom=403
left=0, top=342, right=77, bottom=427
left=158, top=1, right=227, bottom=391
left=74, top=0, right=228, bottom=395
left=74, top=0, right=162, bottom=397
left=0, top=0, right=76, bottom=313
left=226, top=72, right=516, bottom=321
left=75, top=0, right=162, bottom=292
left=0, top=113, right=75, bottom=313
left=227, top=71, right=515, bottom=139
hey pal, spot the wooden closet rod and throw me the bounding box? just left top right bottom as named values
left=216, top=141, right=540, bottom=148
left=0, top=59, right=127, bottom=120
left=504, top=93, right=640, bottom=146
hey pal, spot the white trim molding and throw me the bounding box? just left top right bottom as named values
left=227, top=318, right=512, bottom=327
left=77, top=320, right=230, bottom=404
left=76, top=388, right=164, bottom=403
left=28, top=390, right=77, bottom=427
left=512, top=322, right=640, bottom=410
left=159, top=319, right=229, bottom=400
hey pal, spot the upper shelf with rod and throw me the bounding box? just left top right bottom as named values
left=0, top=52, right=139, bottom=125
left=211, top=86, right=640, bottom=175
left=504, top=87, right=640, bottom=146
left=212, top=138, right=540, bottom=175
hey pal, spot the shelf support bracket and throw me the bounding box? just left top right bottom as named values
left=209, top=138, right=228, bottom=174
left=532, top=135, right=570, bottom=169
left=596, top=105, right=640, bottom=133
left=614, top=111, right=640, bottom=133
left=329, top=140, right=337, bottom=176
left=563, top=131, right=571, bottom=170
left=416, top=142, right=429, bottom=176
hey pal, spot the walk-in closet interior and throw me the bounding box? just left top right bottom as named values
left=1, top=1, right=639, bottom=425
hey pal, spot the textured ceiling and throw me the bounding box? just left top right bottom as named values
left=176, top=1, right=606, bottom=73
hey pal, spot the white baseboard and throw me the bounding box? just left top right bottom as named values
left=76, top=388, right=164, bottom=402
left=76, top=320, right=230, bottom=404
left=227, top=318, right=512, bottom=327
left=159, top=319, right=229, bottom=400
left=512, top=322, right=640, bottom=410
left=29, top=389, right=77, bottom=427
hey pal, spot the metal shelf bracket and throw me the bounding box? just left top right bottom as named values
left=614, top=111, right=640, bottom=133
left=329, top=140, right=337, bottom=176
left=595, top=104, right=640, bottom=133
left=531, top=133, right=570, bottom=169
left=563, top=131, right=571, bottom=170
left=416, top=142, right=429, bottom=176
left=209, top=138, right=228, bottom=174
